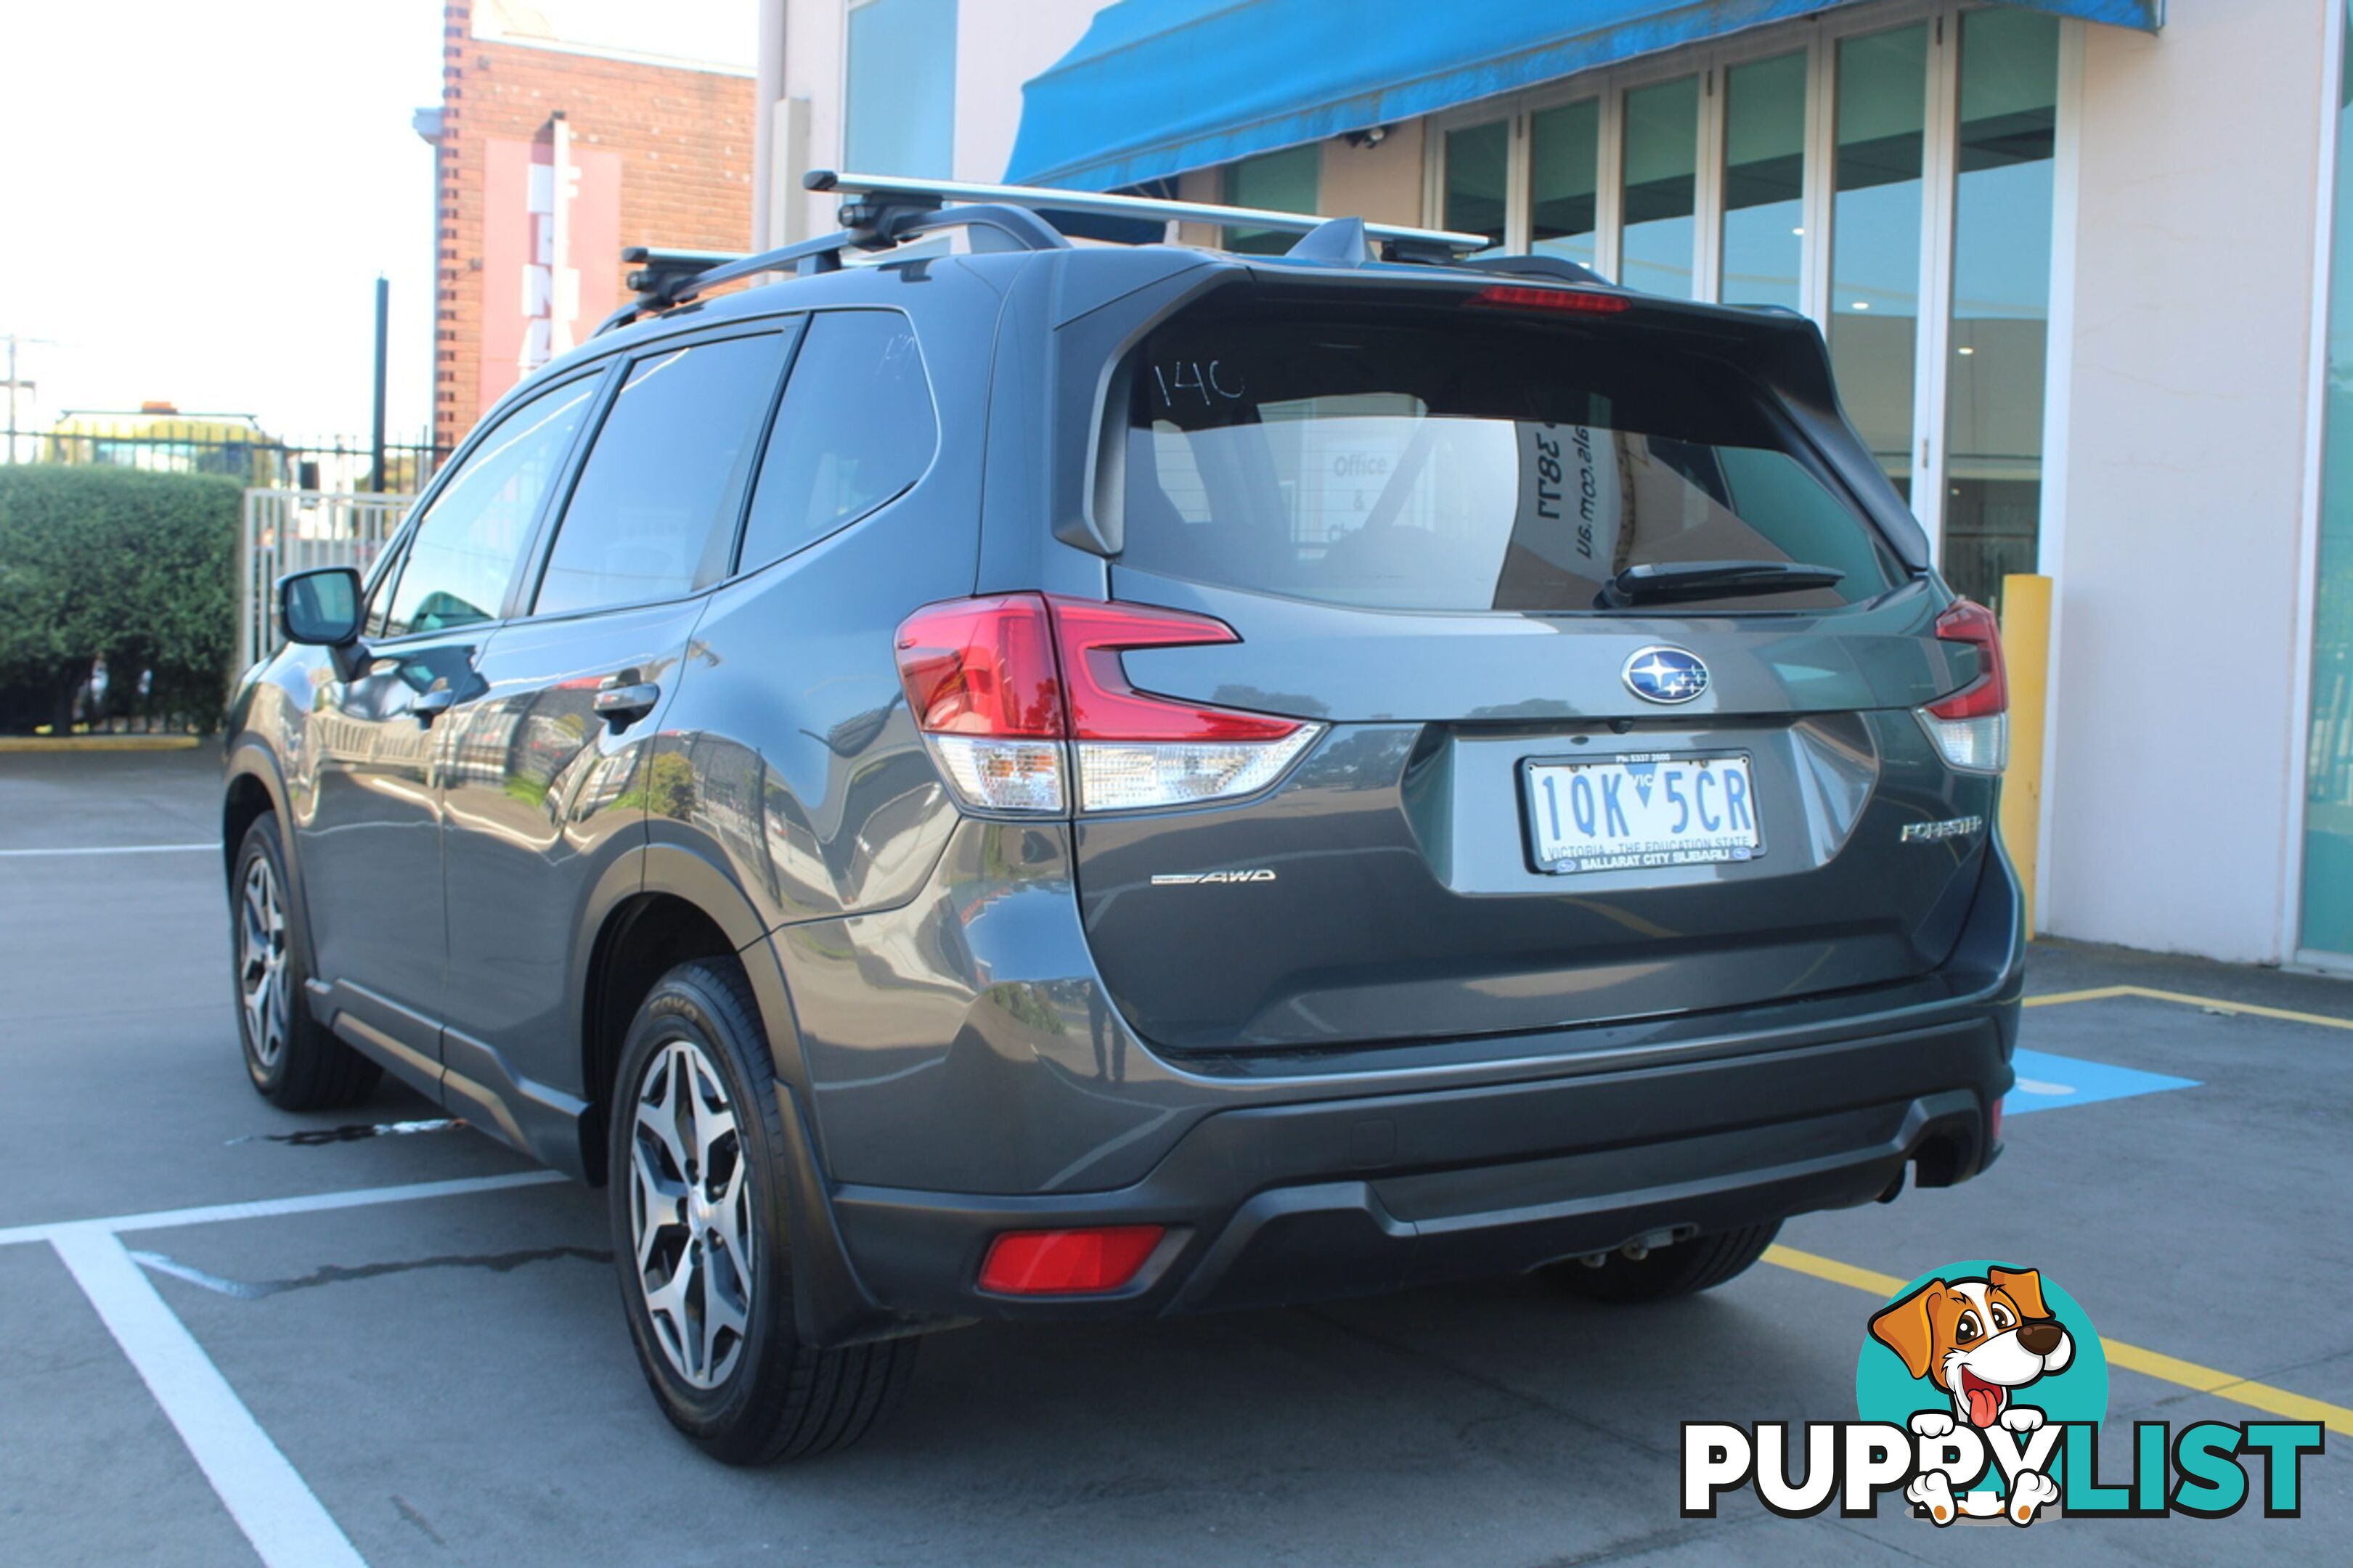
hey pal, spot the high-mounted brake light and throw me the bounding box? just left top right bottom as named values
left=1917, top=598, right=2008, bottom=773
left=894, top=595, right=1321, bottom=814
left=1464, top=284, right=1632, bottom=315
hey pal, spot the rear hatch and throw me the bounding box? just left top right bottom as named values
left=1072, top=289, right=1997, bottom=1057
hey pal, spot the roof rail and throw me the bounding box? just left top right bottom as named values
left=593, top=170, right=1498, bottom=335
left=811, top=170, right=1487, bottom=258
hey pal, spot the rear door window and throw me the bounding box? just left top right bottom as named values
left=1121, top=311, right=1899, bottom=613
left=533, top=332, right=791, bottom=617
left=737, top=311, right=935, bottom=571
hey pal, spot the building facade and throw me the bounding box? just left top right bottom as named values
left=421, top=0, right=757, bottom=456
left=750, top=0, right=2353, bottom=976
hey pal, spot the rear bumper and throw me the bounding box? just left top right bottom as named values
left=772, top=817, right=2025, bottom=1344
left=799, top=997, right=2013, bottom=1337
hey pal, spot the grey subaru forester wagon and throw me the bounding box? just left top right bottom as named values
left=225, top=172, right=2022, bottom=1462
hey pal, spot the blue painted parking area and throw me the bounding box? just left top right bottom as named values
left=2005, top=1046, right=2200, bottom=1115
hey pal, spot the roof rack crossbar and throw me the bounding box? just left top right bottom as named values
left=595, top=172, right=1515, bottom=336
left=598, top=200, right=1077, bottom=335
left=658, top=229, right=861, bottom=300
left=598, top=230, right=864, bottom=335
left=806, top=169, right=1488, bottom=254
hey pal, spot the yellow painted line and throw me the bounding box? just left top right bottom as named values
left=1762, top=1242, right=1904, bottom=1296
left=2023, top=983, right=2353, bottom=1033
left=0, top=735, right=200, bottom=753
left=1764, top=1245, right=2353, bottom=1436
left=2106, top=986, right=2353, bottom=1033
left=2020, top=986, right=2137, bottom=1008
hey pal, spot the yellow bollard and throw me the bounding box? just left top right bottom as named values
left=1998, top=574, right=2052, bottom=939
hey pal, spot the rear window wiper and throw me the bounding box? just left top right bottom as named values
left=1599, top=560, right=1845, bottom=608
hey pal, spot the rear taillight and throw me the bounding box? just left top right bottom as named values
left=1053, top=598, right=1321, bottom=812
left=893, top=595, right=1069, bottom=812
left=894, top=595, right=1321, bottom=814
left=1917, top=598, right=2008, bottom=773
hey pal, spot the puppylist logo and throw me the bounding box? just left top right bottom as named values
left=1682, top=1259, right=2324, bottom=1524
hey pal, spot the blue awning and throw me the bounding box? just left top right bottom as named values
left=1006, top=0, right=2159, bottom=191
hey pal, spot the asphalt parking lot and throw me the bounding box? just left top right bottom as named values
left=1, top=746, right=2344, bottom=1566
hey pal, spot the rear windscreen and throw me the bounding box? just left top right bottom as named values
left=1119, top=311, right=1901, bottom=613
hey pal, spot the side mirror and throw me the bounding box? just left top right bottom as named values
left=279, top=567, right=364, bottom=648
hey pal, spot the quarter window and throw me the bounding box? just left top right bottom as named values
left=736, top=313, right=936, bottom=572
left=534, top=334, right=791, bottom=617
left=383, top=377, right=597, bottom=637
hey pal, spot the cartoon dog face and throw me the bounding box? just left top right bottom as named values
left=1869, top=1266, right=2074, bottom=1430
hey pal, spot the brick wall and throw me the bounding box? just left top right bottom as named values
left=431, top=1, right=754, bottom=452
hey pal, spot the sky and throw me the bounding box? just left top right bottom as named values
left=0, top=1, right=753, bottom=450
left=0, top=3, right=448, bottom=444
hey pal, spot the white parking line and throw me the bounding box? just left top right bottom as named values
left=0, top=842, right=221, bottom=857
left=10, top=1168, right=574, bottom=1568
left=52, top=1227, right=368, bottom=1568
left=0, top=1169, right=568, bottom=1249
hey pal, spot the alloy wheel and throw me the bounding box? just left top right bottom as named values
left=237, top=854, right=290, bottom=1069
left=628, top=1037, right=755, bottom=1389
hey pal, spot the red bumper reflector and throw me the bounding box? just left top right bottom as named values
left=979, top=1225, right=1165, bottom=1296
left=1989, top=1095, right=2005, bottom=1146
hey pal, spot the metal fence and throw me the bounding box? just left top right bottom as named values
left=44, top=433, right=446, bottom=492
left=238, top=490, right=412, bottom=671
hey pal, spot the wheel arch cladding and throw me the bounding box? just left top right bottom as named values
left=221, top=756, right=324, bottom=1020
left=580, top=891, right=739, bottom=1185
left=221, top=761, right=280, bottom=886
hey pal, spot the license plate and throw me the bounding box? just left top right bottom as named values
left=1524, top=753, right=1762, bottom=874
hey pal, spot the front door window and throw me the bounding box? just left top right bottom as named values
left=383, top=376, right=598, bottom=636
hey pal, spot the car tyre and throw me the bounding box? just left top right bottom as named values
left=608, top=957, right=917, bottom=1464
left=233, top=814, right=381, bottom=1110
left=1541, top=1220, right=1782, bottom=1304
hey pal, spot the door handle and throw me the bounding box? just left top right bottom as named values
left=409, top=688, right=457, bottom=727
left=594, top=679, right=661, bottom=731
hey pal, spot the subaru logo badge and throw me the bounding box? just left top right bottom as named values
left=1622, top=645, right=1709, bottom=705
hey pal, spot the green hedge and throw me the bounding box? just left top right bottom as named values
left=0, top=465, right=242, bottom=733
